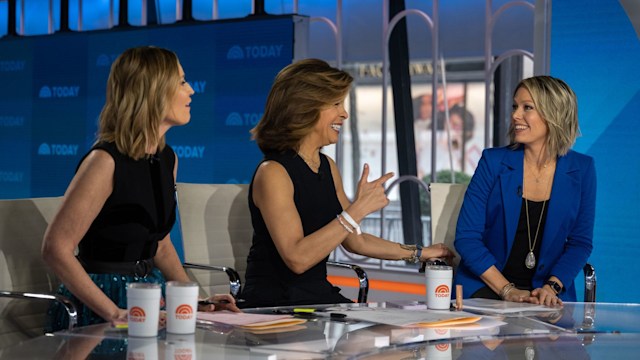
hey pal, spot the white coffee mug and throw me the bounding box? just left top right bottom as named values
left=424, top=265, right=453, bottom=310
left=165, top=281, right=199, bottom=334
left=127, top=282, right=161, bottom=337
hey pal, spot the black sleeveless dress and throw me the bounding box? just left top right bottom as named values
left=241, top=150, right=352, bottom=308
left=46, top=141, right=177, bottom=331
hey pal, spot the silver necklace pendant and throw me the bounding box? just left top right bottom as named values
left=525, top=251, right=536, bottom=269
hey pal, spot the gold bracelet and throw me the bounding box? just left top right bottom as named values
left=499, top=282, right=516, bottom=300
left=399, top=244, right=419, bottom=263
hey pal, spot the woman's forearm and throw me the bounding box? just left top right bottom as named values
left=43, top=249, right=121, bottom=322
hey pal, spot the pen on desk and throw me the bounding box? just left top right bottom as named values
left=456, top=284, right=463, bottom=311
left=198, top=299, right=244, bottom=306
left=292, top=308, right=347, bottom=319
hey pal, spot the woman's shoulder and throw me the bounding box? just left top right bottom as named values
left=481, top=145, right=518, bottom=156
left=560, top=149, right=595, bottom=173
left=75, top=146, right=116, bottom=176
left=90, top=141, right=131, bottom=163
left=563, top=149, right=594, bottom=163
left=480, top=145, right=520, bottom=164
left=253, top=159, right=289, bottom=183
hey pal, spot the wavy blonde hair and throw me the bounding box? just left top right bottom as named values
left=97, top=46, right=180, bottom=160
left=509, top=75, right=580, bottom=157
left=251, top=58, right=353, bottom=154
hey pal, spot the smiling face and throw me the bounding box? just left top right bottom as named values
left=511, top=87, right=548, bottom=151
left=309, top=97, right=348, bottom=147
left=164, top=62, right=194, bottom=128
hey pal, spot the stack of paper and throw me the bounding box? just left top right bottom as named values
left=197, top=311, right=307, bottom=332
left=459, top=298, right=562, bottom=314
left=385, top=300, right=428, bottom=310
left=323, top=306, right=483, bottom=328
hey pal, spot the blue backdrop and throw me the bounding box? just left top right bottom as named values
left=0, top=17, right=298, bottom=197
left=551, top=1, right=640, bottom=303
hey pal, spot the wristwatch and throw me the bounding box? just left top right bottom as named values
left=545, top=280, right=563, bottom=294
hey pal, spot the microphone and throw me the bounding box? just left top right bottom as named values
left=517, top=186, right=522, bottom=196
left=318, top=171, right=324, bottom=180
left=148, top=154, right=160, bottom=164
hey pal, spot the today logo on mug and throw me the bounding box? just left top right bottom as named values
left=129, top=306, right=146, bottom=323
left=174, top=304, right=194, bottom=320
left=435, top=284, right=450, bottom=298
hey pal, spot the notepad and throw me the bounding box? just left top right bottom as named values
left=459, top=298, right=562, bottom=314
left=197, top=311, right=307, bottom=330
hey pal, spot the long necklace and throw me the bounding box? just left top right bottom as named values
left=523, top=166, right=550, bottom=270
left=297, top=151, right=320, bottom=172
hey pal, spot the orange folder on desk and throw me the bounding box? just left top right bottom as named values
left=411, top=316, right=482, bottom=328
left=197, top=311, right=307, bottom=331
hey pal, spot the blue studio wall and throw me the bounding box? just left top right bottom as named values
left=0, top=16, right=301, bottom=260
left=551, top=0, right=640, bottom=303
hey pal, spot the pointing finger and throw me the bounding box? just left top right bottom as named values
left=373, top=172, right=395, bottom=186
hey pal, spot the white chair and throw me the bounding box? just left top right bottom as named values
left=176, top=183, right=252, bottom=298
left=0, top=197, right=77, bottom=349
left=428, top=182, right=467, bottom=269
left=176, top=182, right=369, bottom=303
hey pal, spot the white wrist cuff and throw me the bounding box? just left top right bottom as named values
left=341, top=210, right=362, bottom=235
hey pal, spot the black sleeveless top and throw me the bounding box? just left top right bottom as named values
left=77, top=142, right=177, bottom=263
left=241, top=150, right=351, bottom=308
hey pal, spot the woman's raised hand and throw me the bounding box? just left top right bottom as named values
left=349, top=164, right=394, bottom=220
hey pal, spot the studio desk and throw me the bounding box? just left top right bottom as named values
left=2, top=302, right=640, bottom=359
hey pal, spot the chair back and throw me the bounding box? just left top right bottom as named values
left=429, top=183, right=467, bottom=268
left=0, top=196, right=62, bottom=348
left=176, top=183, right=252, bottom=297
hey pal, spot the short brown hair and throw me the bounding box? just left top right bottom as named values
left=251, top=59, right=353, bottom=154
left=509, top=75, right=580, bottom=157
left=97, top=46, right=181, bottom=160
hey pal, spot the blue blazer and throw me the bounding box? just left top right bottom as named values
left=453, top=146, right=596, bottom=301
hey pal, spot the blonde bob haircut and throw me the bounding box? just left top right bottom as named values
left=509, top=75, right=580, bottom=158
left=97, top=46, right=180, bottom=160
left=251, top=58, right=353, bottom=154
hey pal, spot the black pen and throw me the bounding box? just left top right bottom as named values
left=198, top=299, right=228, bottom=306
left=198, top=299, right=244, bottom=306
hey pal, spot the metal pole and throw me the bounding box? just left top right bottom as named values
left=78, top=0, right=83, bottom=31
left=108, top=0, right=114, bottom=28
left=51, top=0, right=58, bottom=33
left=181, top=0, right=193, bottom=21
left=117, top=0, right=129, bottom=27
left=19, top=0, right=25, bottom=35
left=380, top=5, right=437, bottom=237
left=6, top=0, right=18, bottom=36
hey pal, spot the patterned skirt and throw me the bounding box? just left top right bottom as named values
left=45, top=268, right=166, bottom=333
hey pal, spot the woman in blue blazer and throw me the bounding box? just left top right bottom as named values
left=454, top=76, right=596, bottom=304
